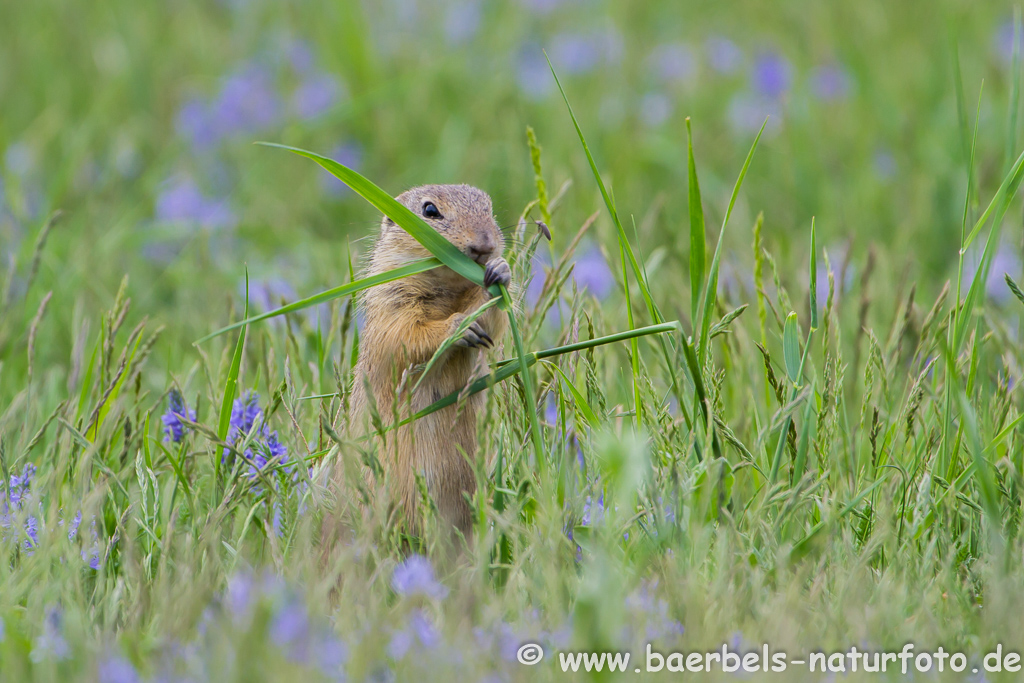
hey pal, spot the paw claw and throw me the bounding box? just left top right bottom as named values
left=483, top=257, right=512, bottom=289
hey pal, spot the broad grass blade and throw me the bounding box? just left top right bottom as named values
left=257, top=142, right=489, bottom=290
left=196, top=258, right=441, bottom=344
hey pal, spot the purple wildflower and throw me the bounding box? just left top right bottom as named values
left=31, top=607, right=70, bottom=662
left=550, top=33, right=602, bottom=74
left=963, top=240, right=1024, bottom=305
left=387, top=628, right=414, bottom=660
left=68, top=513, right=103, bottom=569
left=572, top=244, right=614, bottom=299
left=210, top=64, right=283, bottom=137
left=648, top=43, right=697, bottom=84
left=287, top=40, right=316, bottom=74
left=98, top=655, right=141, bottom=683
left=517, top=45, right=553, bottom=99
left=175, top=62, right=283, bottom=150
left=391, top=555, right=448, bottom=599
left=222, top=391, right=293, bottom=481
left=248, top=279, right=297, bottom=321
left=545, top=396, right=558, bottom=424
left=291, top=72, right=343, bottom=119
left=0, top=616, right=5, bottom=643
left=995, top=19, right=1019, bottom=65
left=549, top=29, right=622, bottom=75
left=322, top=142, right=364, bottom=197
left=2, top=464, right=39, bottom=551
left=312, top=629, right=349, bottom=676
left=225, top=572, right=255, bottom=621
left=750, top=51, right=792, bottom=99
left=581, top=493, right=604, bottom=526
left=270, top=598, right=311, bottom=661
left=389, top=610, right=441, bottom=659
left=705, top=36, right=743, bottom=74
left=627, top=583, right=685, bottom=642
left=639, top=92, right=673, bottom=127
left=810, top=63, right=851, bottom=101
left=228, top=391, right=262, bottom=442
left=444, top=0, right=481, bottom=44
left=155, top=176, right=236, bottom=230
left=162, top=389, right=195, bottom=443
left=4, top=142, right=35, bottom=177
left=525, top=254, right=550, bottom=307
left=5, top=462, right=35, bottom=509
left=23, top=515, right=38, bottom=551
left=727, top=91, right=783, bottom=135
left=873, top=148, right=896, bottom=180
left=409, top=611, right=441, bottom=650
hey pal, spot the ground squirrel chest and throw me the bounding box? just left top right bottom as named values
left=347, top=184, right=511, bottom=539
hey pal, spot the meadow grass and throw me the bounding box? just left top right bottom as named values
left=2, top=2, right=1024, bottom=682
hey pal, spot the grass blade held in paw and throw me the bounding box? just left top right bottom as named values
left=257, top=142, right=492, bottom=292
left=413, top=297, right=500, bottom=393
left=196, top=258, right=442, bottom=344
left=388, top=322, right=679, bottom=431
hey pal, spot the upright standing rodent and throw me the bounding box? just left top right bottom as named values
left=344, top=184, right=510, bottom=538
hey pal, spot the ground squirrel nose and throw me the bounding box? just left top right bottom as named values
left=467, top=236, right=495, bottom=264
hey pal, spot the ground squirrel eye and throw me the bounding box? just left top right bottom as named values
left=422, top=202, right=442, bottom=219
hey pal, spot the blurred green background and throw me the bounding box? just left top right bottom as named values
left=2, top=0, right=1020, bottom=384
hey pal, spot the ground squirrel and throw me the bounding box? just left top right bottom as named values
left=345, top=184, right=510, bottom=539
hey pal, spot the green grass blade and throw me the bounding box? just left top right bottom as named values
left=545, top=53, right=662, bottom=326
left=961, top=145, right=1024, bottom=251
left=389, top=322, right=678, bottom=431
left=792, top=387, right=815, bottom=479
left=783, top=312, right=801, bottom=383
left=217, top=271, right=248, bottom=444
left=809, top=217, right=818, bottom=331
left=500, top=283, right=545, bottom=475
left=619, top=241, right=642, bottom=429
left=195, top=258, right=442, bottom=344
left=413, top=297, right=500, bottom=393
left=257, top=142, right=489, bottom=291
left=698, top=119, right=767, bottom=365
left=87, top=329, right=143, bottom=441
left=549, top=363, right=600, bottom=427
left=959, top=394, right=1001, bottom=528
left=685, top=118, right=706, bottom=326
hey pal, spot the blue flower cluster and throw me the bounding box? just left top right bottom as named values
left=224, top=391, right=292, bottom=482
left=2, top=463, right=103, bottom=567
left=1, top=463, right=38, bottom=551
left=391, top=554, right=448, bottom=600
left=161, top=389, right=196, bottom=444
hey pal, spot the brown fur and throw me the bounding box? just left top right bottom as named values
left=341, top=184, right=508, bottom=539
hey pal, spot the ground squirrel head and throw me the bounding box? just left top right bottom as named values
left=378, top=184, right=504, bottom=268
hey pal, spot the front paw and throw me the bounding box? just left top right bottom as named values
left=483, top=257, right=511, bottom=289
left=450, top=314, right=493, bottom=349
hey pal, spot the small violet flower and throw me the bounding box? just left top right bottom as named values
left=391, top=555, right=448, bottom=599
left=161, top=389, right=196, bottom=444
